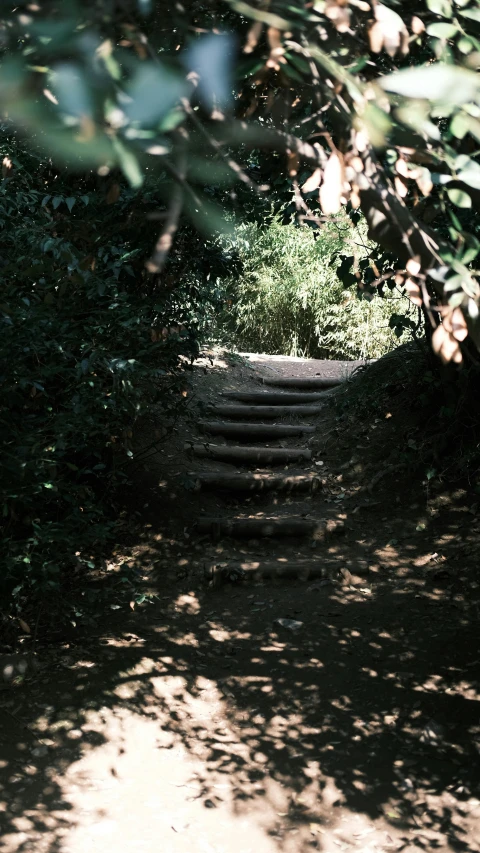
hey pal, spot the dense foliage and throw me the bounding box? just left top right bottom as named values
left=1, top=1, right=479, bottom=361
left=2, top=0, right=480, bottom=620
left=221, top=218, right=415, bottom=358
left=0, top=130, right=232, bottom=618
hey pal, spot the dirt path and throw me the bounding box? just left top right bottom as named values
left=1, top=351, right=479, bottom=853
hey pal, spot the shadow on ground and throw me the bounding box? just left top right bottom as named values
left=1, top=500, right=479, bottom=853
left=1, top=350, right=479, bottom=853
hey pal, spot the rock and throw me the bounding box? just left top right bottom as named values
left=421, top=719, right=446, bottom=745
left=31, top=745, right=49, bottom=758
left=1, top=654, right=31, bottom=682
left=275, top=618, right=303, bottom=633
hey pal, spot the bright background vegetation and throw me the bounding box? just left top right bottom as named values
left=219, top=218, right=415, bottom=359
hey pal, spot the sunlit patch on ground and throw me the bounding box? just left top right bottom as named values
left=1, top=352, right=480, bottom=853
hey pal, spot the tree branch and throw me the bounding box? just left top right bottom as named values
left=146, top=150, right=187, bottom=275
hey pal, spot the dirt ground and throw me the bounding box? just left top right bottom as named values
left=1, top=349, right=479, bottom=853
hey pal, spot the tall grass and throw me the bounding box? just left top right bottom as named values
left=220, top=217, right=415, bottom=360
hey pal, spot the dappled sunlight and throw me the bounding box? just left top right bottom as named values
left=1, top=566, right=479, bottom=853
left=2, top=357, right=480, bottom=853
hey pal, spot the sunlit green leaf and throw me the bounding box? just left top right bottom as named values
left=448, top=291, right=466, bottom=307
left=459, top=6, right=480, bottom=21
left=457, top=35, right=474, bottom=53
left=427, top=0, right=452, bottom=15
left=462, top=244, right=479, bottom=263
left=451, top=112, right=480, bottom=141
left=457, top=163, right=480, bottom=189
left=447, top=187, right=472, bottom=207
left=380, top=64, right=480, bottom=103
left=426, top=22, right=459, bottom=38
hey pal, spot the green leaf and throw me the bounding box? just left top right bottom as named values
left=451, top=112, right=480, bottom=142
left=41, top=194, right=51, bottom=206
left=459, top=6, right=480, bottom=21
left=447, top=187, right=472, bottom=207
left=283, top=63, right=305, bottom=83
left=362, top=103, right=391, bottom=148
left=159, top=108, right=184, bottom=132
left=426, top=22, right=459, bottom=38
left=52, top=63, right=92, bottom=119
left=461, top=244, right=479, bottom=263
left=448, top=208, right=463, bottom=231
left=457, top=164, right=480, bottom=189
left=457, top=36, right=474, bottom=53
left=52, top=196, right=63, bottom=209
left=65, top=197, right=76, bottom=212
left=450, top=113, right=470, bottom=139
left=80, top=195, right=89, bottom=205
left=126, top=62, right=188, bottom=126
left=380, top=64, right=480, bottom=104
left=448, top=291, right=466, bottom=307
left=427, top=0, right=452, bottom=15
left=112, top=137, right=143, bottom=189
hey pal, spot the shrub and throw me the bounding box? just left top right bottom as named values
left=220, top=218, right=417, bottom=360
left=0, top=130, right=228, bottom=621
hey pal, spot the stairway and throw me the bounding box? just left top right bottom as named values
left=186, top=371, right=346, bottom=584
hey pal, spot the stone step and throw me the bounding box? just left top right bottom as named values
left=221, top=391, right=328, bottom=405
left=206, top=558, right=331, bottom=583
left=261, top=375, right=342, bottom=390
left=188, top=472, right=321, bottom=492
left=212, top=404, right=324, bottom=419
left=196, top=516, right=344, bottom=540
left=185, top=443, right=311, bottom=465
left=198, top=421, right=315, bottom=439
